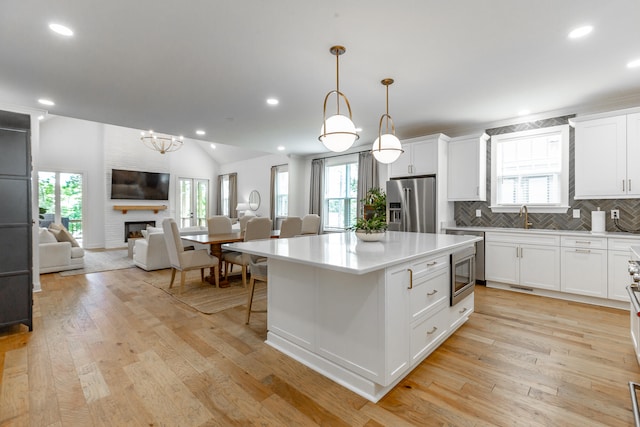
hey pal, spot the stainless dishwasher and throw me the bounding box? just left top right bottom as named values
left=445, top=229, right=485, bottom=284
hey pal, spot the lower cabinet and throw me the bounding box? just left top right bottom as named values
left=483, top=229, right=640, bottom=304
left=485, top=233, right=560, bottom=291
left=608, top=237, right=640, bottom=301
left=560, top=236, right=608, bottom=297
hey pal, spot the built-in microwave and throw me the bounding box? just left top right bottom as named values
left=451, top=246, right=476, bottom=306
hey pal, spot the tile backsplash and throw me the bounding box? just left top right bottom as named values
left=454, top=116, right=640, bottom=233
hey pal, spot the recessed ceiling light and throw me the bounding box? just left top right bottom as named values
left=196, top=129, right=206, bottom=135
left=568, top=25, right=593, bottom=39
left=38, top=98, right=55, bottom=106
left=266, top=98, right=279, bottom=106
left=355, top=127, right=363, bottom=132
left=518, top=109, right=531, bottom=116
left=277, top=146, right=285, bottom=151
left=210, top=143, right=216, bottom=149
left=627, top=59, right=640, bottom=69
left=49, top=23, right=73, bottom=37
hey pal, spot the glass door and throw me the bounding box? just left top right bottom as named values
left=38, top=171, right=84, bottom=243
left=179, top=177, right=209, bottom=228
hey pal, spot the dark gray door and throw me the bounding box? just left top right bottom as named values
left=0, top=110, right=32, bottom=331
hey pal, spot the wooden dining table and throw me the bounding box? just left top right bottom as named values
left=182, top=230, right=279, bottom=287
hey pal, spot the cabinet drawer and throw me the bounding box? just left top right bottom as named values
left=409, top=268, right=449, bottom=321
left=409, top=254, right=449, bottom=278
left=608, top=237, right=640, bottom=252
left=449, top=293, right=474, bottom=331
left=561, top=236, right=607, bottom=249
left=485, top=232, right=559, bottom=246
left=411, top=304, right=448, bottom=364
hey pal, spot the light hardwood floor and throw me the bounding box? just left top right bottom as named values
left=2, top=267, right=640, bottom=426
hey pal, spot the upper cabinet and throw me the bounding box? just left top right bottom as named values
left=389, top=137, right=438, bottom=178
left=574, top=109, right=640, bottom=199
left=447, top=133, right=488, bottom=201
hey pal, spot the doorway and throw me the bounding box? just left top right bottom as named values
left=178, top=177, right=209, bottom=228
left=38, top=171, right=84, bottom=245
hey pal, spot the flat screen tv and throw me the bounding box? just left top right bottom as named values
left=110, top=169, right=170, bottom=200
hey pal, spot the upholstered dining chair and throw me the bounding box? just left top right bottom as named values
left=279, top=216, right=303, bottom=238
left=245, top=254, right=267, bottom=324
left=223, top=217, right=272, bottom=287
left=162, top=218, right=220, bottom=293
left=238, top=211, right=257, bottom=232
left=207, top=215, right=232, bottom=234
left=301, top=214, right=321, bottom=235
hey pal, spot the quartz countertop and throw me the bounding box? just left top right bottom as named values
left=225, top=231, right=481, bottom=275
left=445, top=226, right=640, bottom=240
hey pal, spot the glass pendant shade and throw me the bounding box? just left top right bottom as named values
left=372, top=133, right=403, bottom=164
left=320, top=114, right=358, bottom=152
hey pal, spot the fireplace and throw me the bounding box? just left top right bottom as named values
left=124, top=221, right=156, bottom=242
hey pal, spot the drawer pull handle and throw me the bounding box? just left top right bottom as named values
left=574, top=241, right=592, bottom=244
left=427, top=261, right=437, bottom=267
left=427, top=326, right=438, bottom=335
left=575, top=249, right=591, bottom=254
left=459, top=307, right=468, bottom=314
left=427, top=289, right=438, bottom=296
left=407, top=268, right=413, bottom=289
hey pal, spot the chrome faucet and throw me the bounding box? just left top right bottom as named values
left=519, top=205, right=532, bottom=229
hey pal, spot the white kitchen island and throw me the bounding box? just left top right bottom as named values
left=226, top=231, right=481, bottom=402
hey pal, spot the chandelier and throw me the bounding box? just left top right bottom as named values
left=372, top=78, right=403, bottom=164
left=140, top=130, right=184, bottom=154
left=319, top=45, right=359, bottom=152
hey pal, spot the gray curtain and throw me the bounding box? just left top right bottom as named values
left=229, top=173, right=237, bottom=218
left=216, top=175, right=223, bottom=215
left=309, top=158, right=324, bottom=233
left=270, top=165, right=277, bottom=229
left=357, top=151, right=379, bottom=217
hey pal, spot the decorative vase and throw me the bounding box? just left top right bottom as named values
left=355, top=230, right=386, bottom=242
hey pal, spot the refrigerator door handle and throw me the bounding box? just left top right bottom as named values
left=403, top=187, right=411, bottom=232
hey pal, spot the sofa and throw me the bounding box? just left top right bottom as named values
left=39, top=226, right=85, bottom=273
left=132, top=225, right=209, bottom=271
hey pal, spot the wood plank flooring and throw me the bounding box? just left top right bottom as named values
left=2, top=267, right=640, bottom=426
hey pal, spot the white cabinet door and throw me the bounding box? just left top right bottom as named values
left=627, top=112, right=640, bottom=197
left=447, top=134, right=487, bottom=201
left=385, top=264, right=411, bottom=383
left=389, top=140, right=437, bottom=178
left=520, top=244, right=561, bottom=291
left=561, top=248, right=608, bottom=297
left=608, top=250, right=633, bottom=301
left=485, top=241, right=519, bottom=285
left=575, top=115, right=627, bottom=199
left=390, top=149, right=412, bottom=178
left=411, top=140, right=437, bottom=176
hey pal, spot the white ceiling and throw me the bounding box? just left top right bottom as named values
left=2, top=1, right=640, bottom=162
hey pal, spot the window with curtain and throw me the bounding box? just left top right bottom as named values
left=490, top=125, right=569, bottom=213
left=274, top=165, right=288, bottom=217
left=323, top=155, right=358, bottom=231
left=217, top=173, right=237, bottom=217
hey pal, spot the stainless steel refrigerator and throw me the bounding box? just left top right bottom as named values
left=386, top=176, right=436, bottom=233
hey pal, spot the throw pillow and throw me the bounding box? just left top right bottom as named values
left=56, top=227, right=80, bottom=247
left=39, top=228, right=58, bottom=244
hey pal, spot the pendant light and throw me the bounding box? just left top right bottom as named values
left=319, top=45, right=359, bottom=152
left=372, top=78, right=403, bottom=163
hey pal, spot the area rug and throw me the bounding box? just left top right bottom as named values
left=59, top=248, right=135, bottom=276
left=143, top=270, right=267, bottom=314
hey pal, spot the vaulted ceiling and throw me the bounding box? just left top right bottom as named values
left=2, top=1, right=640, bottom=161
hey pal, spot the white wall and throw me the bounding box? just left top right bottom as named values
left=219, top=153, right=289, bottom=219
left=40, top=116, right=221, bottom=249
